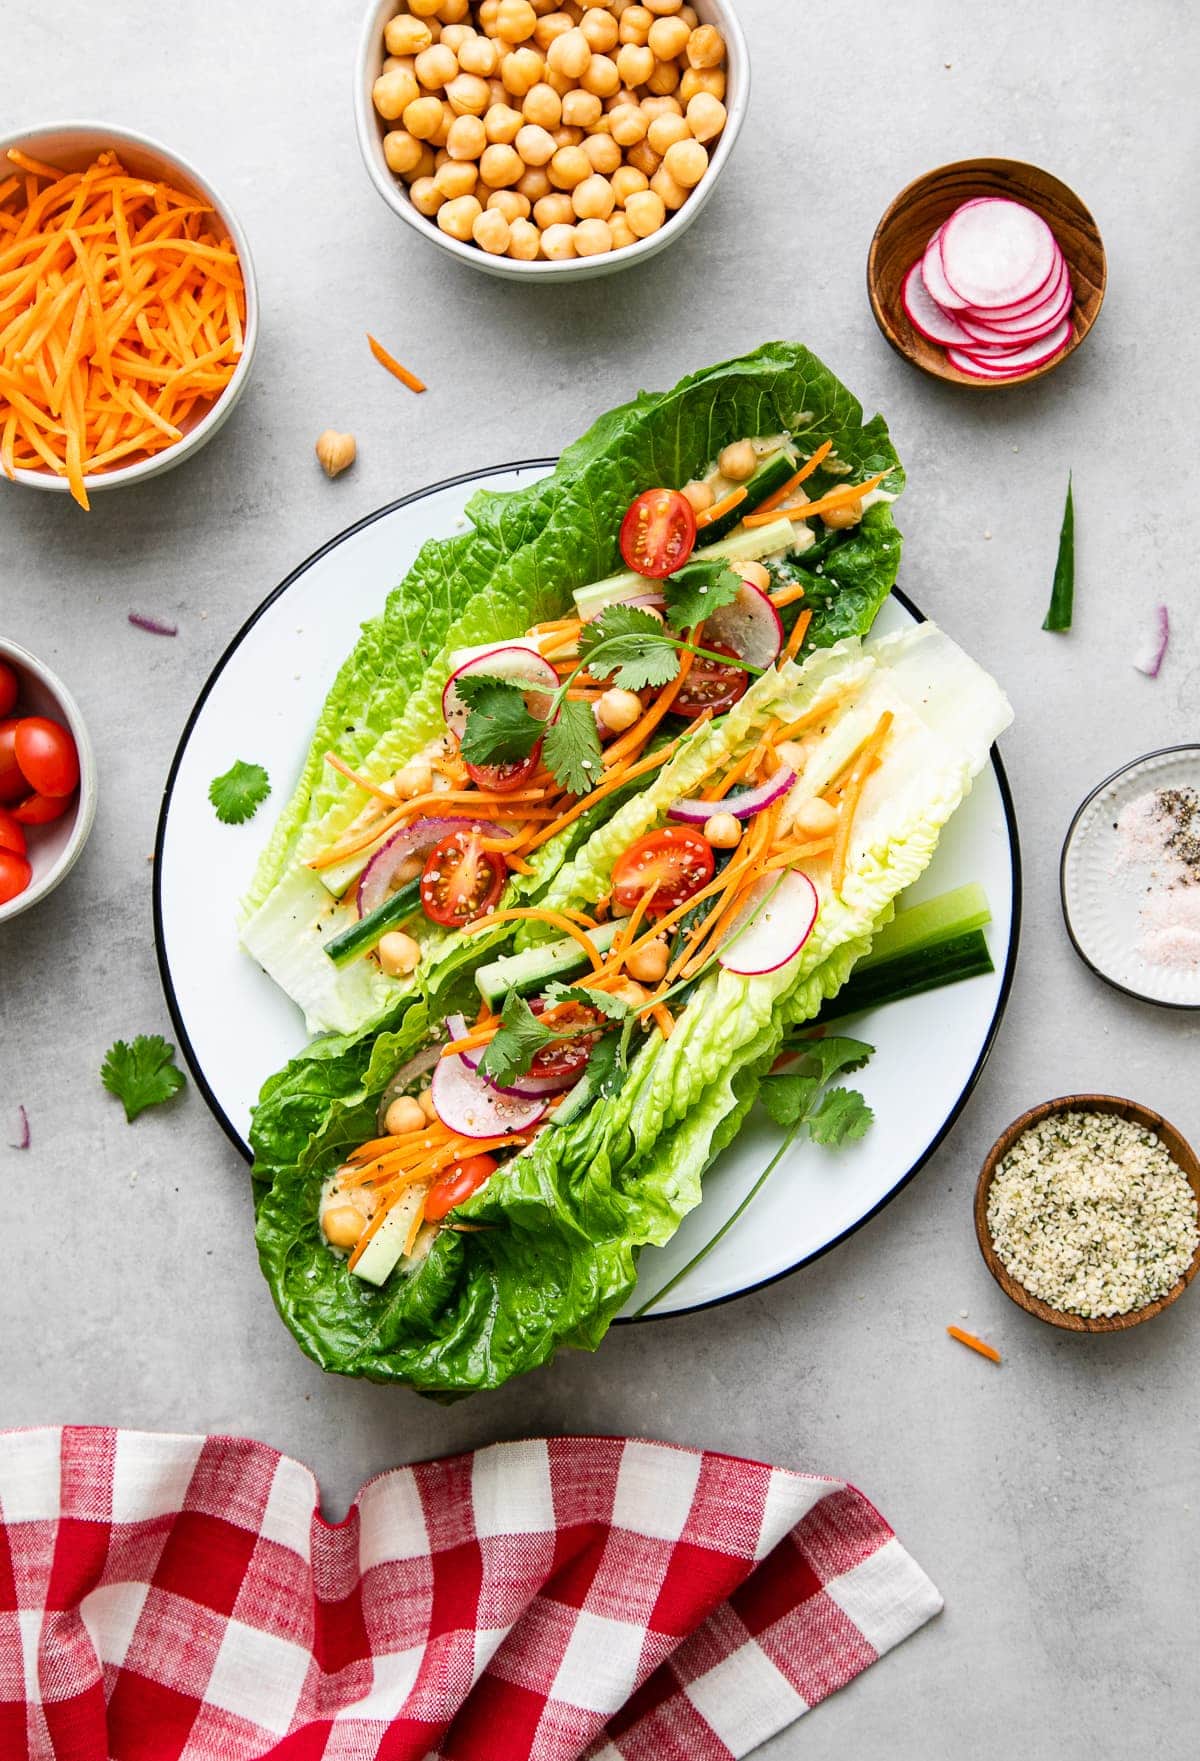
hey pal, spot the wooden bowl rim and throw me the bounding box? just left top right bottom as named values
left=867, top=156, right=1107, bottom=390
left=974, top=1094, right=1200, bottom=1332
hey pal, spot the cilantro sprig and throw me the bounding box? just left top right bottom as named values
left=477, top=984, right=628, bottom=1090
left=209, top=759, right=271, bottom=825
left=101, top=1034, right=187, bottom=1122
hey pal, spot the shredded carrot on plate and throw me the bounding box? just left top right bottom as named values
left=367, top=331, right=425, bottom=393
left=947, top=1325, right=1002, bottom=1364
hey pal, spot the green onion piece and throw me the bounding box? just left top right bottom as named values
left=1042, top=473, right=1075, bottom=632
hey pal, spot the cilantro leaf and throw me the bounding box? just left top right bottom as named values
left=208, top=760, right=271, bottom=825
left=476, top=991, right=554, bottom=1089
left=807, top=1086, right=873, bottom=1146
left=759, top=1073, right=813, bottom=1130
left=550, top=1030, right=627, bottom=1126
left=101, top=1034, right=186, bottom=1122
left=578, top=604, right=681, bottom=690
left=542, top=697, right=603, bottom=796
left=456, top=677, right=545, bottom=767
left=760, top=1037, right=873, bottom=1129
left=663, top=559, right=743, bottom=633
left=542, top=982, right=629, bottom=1020
left=779, top=1035, right=875, bottom=1086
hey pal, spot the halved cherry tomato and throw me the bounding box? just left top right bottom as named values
left=611, top=827, right=715, bottom=918
left=12, top=791, right=72, bottom=825
left=0, top=848, right=32, bottom=905
left=528, top=998, right=605, bottom=1079
left=672, top=642, right=749, bottom=720
left=0, top=720, right=25, bottom=805
left=420, top=829, right=507, bottom=928
left=463, top=739, right=543, bottom=794
left=425, top=1154, right=498, bottom=1222
left=13, top=716, right=79, bottom=798
left=619, top=488, right=697, bottom=579
left=0, top=809, right=26, bottom=856
left=0, top=662, right=17, bottom=719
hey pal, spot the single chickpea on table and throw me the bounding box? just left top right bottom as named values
left=374, top=0, right=730, bottom=263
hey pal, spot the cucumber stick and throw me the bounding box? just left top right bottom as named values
left=324, top=878, right=422, bottom=967
left=817, top=930, right=994, bottom=1023
left=475, top=919, right=621, bottom=1010
left=856, top=883, right=991, bottom=969
left=695, top=450, right=798, bottom=546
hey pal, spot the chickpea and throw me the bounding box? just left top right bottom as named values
left=572, top=172, right=615, bottom=218
left=613, top=979, right=651, bottom=1010
left=608, top=210, right=635, bottom=249
left=437, top=192, right=484, bottom=238
left=374, top=67, right=420, bottom=119
left=434, top=158, right=478, bottom=199
left=439, top=0, right=470, bottom=20
left=625, top=140, right=660, bottom=178
left=404, top=93, right=445, bottom=138
left=574, top=216, right=613, bottom=255
left=440, top=23, right=477, bottom=52
left=680, top=65, right=724, bottom=101
left=383, top=54, right=417, bottom=74
left=792, top=796, right=839, bottom=838
left=616, top=41, right=654, bottom=84
left=549, top=143, right=591, bottom=188
left=446, top=71, right=491, bottom=113
left=663, top=135, right=707, bottom=187
left=522, top=80, right=562, bottom=126
left=446, top=112, right=487, bottom=158
left=553, top=124, right=584, bottom=147
left=775, top=741, right=810, bottom=773
left=480, top=141, right=524, bottom=185
left=459, top=33, right=501, bottom=74
left=646, top=0, right=683, bottom=10
left=488, top=187, right=531, bottom=220
left=580, top=7, right=619, bottom=51
left=646, top=111, right=689, bottom=155
left=680, top=3, right=699, bottom=24
left=625, top=935, right=669, bottom=983
left=822, top=495, right=864, bottom=530
left=500, top=45, right=545, bottom=93
left=419, top=1086, right=439, bottom=1122
left=534, top=11, right=574, bottom=51
left=624, top=187, right=665, bottom=236
left=680, top=478, right=713, bottom=514
left=415, top=42, right=458, bottom=88
left=606, top=85, right=641, bottom=109
left=562, top=87, right=603, bottom=126
left=608, top=102, right=648, bottom=145
left=534, top=190, right=575, bottom=227
left=540, top=220, right=578, bottom=258
left=478, top=0, right=502, bottom=28
left=378, top=929, right=422, bottom=975
left=581, top=52, right=620, bottom=95
left=647, top=13, right=688, bottom=57
left=393, top=757, right=434, bottom=799
left=410, top=174, right=445, bottom=216
left=597, top=686, right=642, bottom=732
left=386, top=14, right=434, bottom=55
left=432, top=103, right=455, bottom=145
left=384, top=129, right=425, bottom=175
left=547, top=27, right=591, bottom=77
left=496, top=0, right=538, bottom=40
left=650, top=163, right=687, bottom=209
left=582, top=132, right=622, bottom=173
left=385, top=1094, right=427, bottom=1136
left=508, top=216, right=542, bottom=258
left=543, top=64, right=575, bottom=95
left=517, top=164, right=553, bottom=200
left=735, top=559, right=771, bottom=591
left=640, top=92, right=681, bottom=118
left=685, top=90, right=726, bottom=143
left=485, top=101, right=524, bottom=141
left=409, top=0, right=443, bottom=16
left=323, top=1204, right=366, bottom=1249
left=645, top=57, right=680, bottom=94
left=473, top=207, right=511, bottom=253
left=620, top=8, right=653, bottom=47
left=516, top=123, right=557, bottom=164
left=718, top=439, right=757, bottom=482
left=687, top=23, right=724, bottom=66
left=703, top=811, right=742, bottom=849
left=488, top=75, right=509, bottom=105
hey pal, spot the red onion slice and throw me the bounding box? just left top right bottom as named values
left=128, top=611, right=178, bottom=636
left=1133, top=605, right=1170, bottom=679
left=668, top=765, right=796, bottom=827
left=357, top=816, right=507, bottom=916
left=431, top=1053, right=548, bottom=1137
left=10, top=1105, right=30, bottom=1150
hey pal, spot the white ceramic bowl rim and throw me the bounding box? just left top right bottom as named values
left=353, top=0, right=749, bottom=278
left=0, top=638, right=98, bottom=923
left=0, top=119, right=259, bottom=493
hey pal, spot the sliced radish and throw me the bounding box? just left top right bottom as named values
left=948, top=318, right=1072, bottom=378
left=940, top=198, right=1057, bottom=308
left=358, top=816, right=505, bottom=916
left=445, top=1014, right=579, bottom=1098
left=958, top=278, right=1072, bottom=344
left=703, top=580, right=783, bottom=669
left=442, top=644, right=558, bottom=741
left=718, top=870, right=819, bottom=976
left=921, top=228, right=968, bottom=312
left=966, top=251, right=1067, bottom=321
left=431, top=1052, right=548, bottom=1137
left=901, top=261, right=976, bottom=346
left=668, top=764, right=796, bottom=827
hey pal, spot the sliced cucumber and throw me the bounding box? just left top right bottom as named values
left=695, top=450, right=797, bottom=546
left=572, top=518, right=797, bottom=622
left=475, top=919, right=621, bottom=1011
left=350, top=1186, right=427, bottom=1287
left=323, top=878, right=422, bottom=967
left=856, top=883, right=991, bottom=970
left=817, top=929, right=994, bottom=1023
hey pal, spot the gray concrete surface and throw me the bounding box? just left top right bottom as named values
left=3, top=1, right=1199, bottom=1754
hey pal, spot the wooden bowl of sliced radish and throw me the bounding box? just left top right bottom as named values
left=868, top=159, right=1106, bottom=387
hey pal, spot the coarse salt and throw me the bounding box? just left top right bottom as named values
left=1113, top=787, right=1200, bottom=972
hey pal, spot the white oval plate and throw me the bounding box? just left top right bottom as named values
left=154, top=463, right=1020, bottom=1319
left=1061, top=745, right=1200, bottom=1011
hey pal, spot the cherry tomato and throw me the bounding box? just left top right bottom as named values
left=463, top=739, right=543, bottom=794
left=13, top=716, right=79, bottom=798
left=673, top=643, right=749, bottom=720
left=0, top=662, right=17, bottom=719
left=528, top=999, right=605, bottom=1080
left=0, top=720, right=25, bottom=805
left=12, top=791, right=72, bottom=825
left=0, top=848, right=32, bottom=905
left=425, top=1154, right=498, bottom=1222
left=0, top=809, right=26, bottom=856
left=611, top=827, right=715, bottom=919
left=420, top=829, right=507, bottom=928
left=619, top=488, right=697, bottom=580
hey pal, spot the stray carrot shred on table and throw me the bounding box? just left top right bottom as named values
left=367, top=332, right=425, bottom=393
left=0, top=148, right=247, bottom=510
left=947, top=1325, right=1002, bottom=1364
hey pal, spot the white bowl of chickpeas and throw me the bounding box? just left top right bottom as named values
left=356, top=0, right=747, bottom=278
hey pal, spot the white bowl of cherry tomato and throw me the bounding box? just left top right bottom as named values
left=0, top=640, right=96, bottom=922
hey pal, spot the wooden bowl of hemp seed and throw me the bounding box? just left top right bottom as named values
left=975, top=1095, right=1200, bottom=1332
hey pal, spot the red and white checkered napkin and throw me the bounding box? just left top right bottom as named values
left=0, top=1427, right=941, bottom=1760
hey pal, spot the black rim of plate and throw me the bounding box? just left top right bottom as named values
left=1059, top=743, right=1200, bottom=1014
left=153, top=459, right=1023, bottom=1322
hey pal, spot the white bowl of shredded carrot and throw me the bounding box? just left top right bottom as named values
left=0, top=123, right=258, bottom=510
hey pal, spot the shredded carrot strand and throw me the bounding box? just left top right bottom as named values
left=695, top=484, right=747, bottom=529
left=947, top=1326, right=1001, bottom=1364
left=367, top=331, right=425, bottom=393
left=650, top=1002, right=674, bottom=1038
left=830, top=711, right=893, bottom=892
left=742, top=471, right=889, bottom=530
left=768, top=580, right=807, bottom=611
left=753, top=439, right=833, bottom=515
left=518, top=739, right=680, bottom=855
left=458, top=907, right=605, bottom=973
left=783, top=609, right=813, bottom=663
